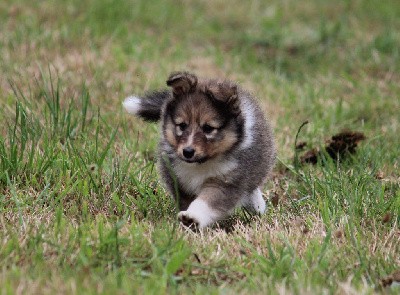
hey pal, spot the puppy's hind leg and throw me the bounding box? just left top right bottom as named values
left=241, top=188, right=266, bottom=214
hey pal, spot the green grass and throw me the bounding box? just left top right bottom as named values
left=0, top=0, right=399, bottom=294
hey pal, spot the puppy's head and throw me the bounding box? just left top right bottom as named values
left=163, top=72, right=243, bottom=163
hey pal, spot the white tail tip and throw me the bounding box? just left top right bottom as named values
left=123, top=96, right=141, bottom=114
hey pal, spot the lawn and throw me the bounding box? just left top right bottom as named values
left=0, top=0, right=399, bottom=294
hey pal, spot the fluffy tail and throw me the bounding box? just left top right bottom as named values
left=123, top=90, right=170, bottom=122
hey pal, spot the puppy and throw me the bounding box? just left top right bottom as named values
left=123, top=72, right=276, bottom=229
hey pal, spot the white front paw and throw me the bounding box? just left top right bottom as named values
left=178, top=211, right=200, bottom=229
left=177, top=199, right=219, bottom=229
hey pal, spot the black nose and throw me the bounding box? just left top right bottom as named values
left=183, top=147, right=195, bottom=159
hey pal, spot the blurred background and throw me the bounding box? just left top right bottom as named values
left=1, top=0, right=399, bottom=150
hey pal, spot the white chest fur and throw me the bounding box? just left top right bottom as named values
left=173, top=156, right=238, bottom=195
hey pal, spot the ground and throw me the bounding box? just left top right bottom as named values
left=0, top=0, right=399, bottom=294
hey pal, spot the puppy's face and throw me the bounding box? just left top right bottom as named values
left=163, top=72, right=243, bottom=163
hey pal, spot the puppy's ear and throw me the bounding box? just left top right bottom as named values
left=206, top=82, right=240, bottom=115
left=166, top=72, right=198, bottom=95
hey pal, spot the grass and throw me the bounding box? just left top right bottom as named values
left=0, top=0, right=399, bottom=293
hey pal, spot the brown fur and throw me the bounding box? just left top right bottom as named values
left=163, top=88, right=241, bottom=163
left=124, top=71, right=276, bottom=229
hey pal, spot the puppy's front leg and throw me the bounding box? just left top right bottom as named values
left=178, top=184, right=238, bottom=229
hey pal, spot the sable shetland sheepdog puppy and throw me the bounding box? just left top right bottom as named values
left=123, top=71, right=276, bottom=229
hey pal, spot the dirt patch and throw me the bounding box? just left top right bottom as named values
left=325, top=131, right=366, bottom=160
left=299, top=148, right=320, bottom=165
left=296, top=129, right=366, bottom=165
left=380, top=270, right=400, bottom=288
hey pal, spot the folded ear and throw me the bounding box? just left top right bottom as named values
left=206, top=81, right=240, bottom=115
left=166, top=72, right=198, bottom=95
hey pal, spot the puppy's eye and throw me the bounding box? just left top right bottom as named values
left=202, top=124, right=215, bottom=134
left=177, top=122, right=187, bottom=131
